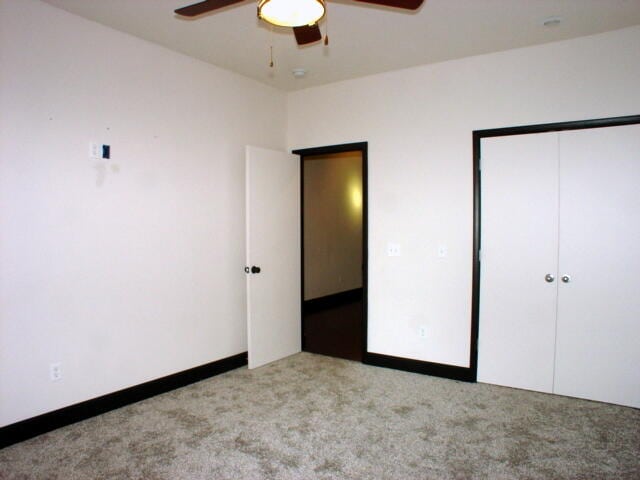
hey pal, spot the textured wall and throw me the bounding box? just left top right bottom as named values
left=288, top=26, right=640, bottom=367
left=0, top=0, right=286, bottom=426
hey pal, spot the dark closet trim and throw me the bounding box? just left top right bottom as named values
left=0, top=352, right=247, bottom=449
left=293, top=142, right=369, bottom=360
left=471, top=114, right=640, bottom=381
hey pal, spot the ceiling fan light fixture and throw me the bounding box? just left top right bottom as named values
left=258, top=0, right=326, bottom=28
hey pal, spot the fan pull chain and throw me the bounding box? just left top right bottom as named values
left=324, top=9, right=329, bottom=45
left=269, top=25, right=274, bottom=68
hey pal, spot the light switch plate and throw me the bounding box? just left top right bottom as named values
left=89, top=143, right=100, bottom=159
left=387, top=243, right=401, bottom=257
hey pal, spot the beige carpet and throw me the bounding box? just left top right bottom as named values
left=1, top=352, right=639, bottom=479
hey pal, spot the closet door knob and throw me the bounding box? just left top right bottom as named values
left=545, top=274, right=555, bottom=283
left=561, top=275, right=571, bottom=283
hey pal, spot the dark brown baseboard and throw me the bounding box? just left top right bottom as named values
left=0, top=352, right=247, bottom=449
left=364, top=352, right=474, bottom=382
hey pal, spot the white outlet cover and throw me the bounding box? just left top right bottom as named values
left=89, top=142, right=100, bottom=159
left=387, top=243, right=401, bottom=257
left=438, top=245, right=448, bottom=258
left=50, top=362, right=62, bottom=381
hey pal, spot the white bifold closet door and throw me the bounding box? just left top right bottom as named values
left=478, top=132, right=560, bottom=393
left=554, top=124, right=640, bottom=407
left=478, top=123, right=640, bottom=408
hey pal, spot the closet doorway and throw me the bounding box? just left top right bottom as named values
left=293, top=143, right=368, bottom=362
left=472, top=115, right=640, bottom=408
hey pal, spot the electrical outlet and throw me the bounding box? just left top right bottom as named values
left=419, top=326, right=427, bottom=339
left=438, top=245, right=448, bottom=258
left=50, top=362, right=62, bottom=381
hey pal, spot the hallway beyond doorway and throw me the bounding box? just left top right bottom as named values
left=303, top=289, right=363, bottom=362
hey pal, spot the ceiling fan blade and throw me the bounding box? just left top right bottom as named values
left=293, top=24, right=323, bottom=46
left=175, top=0, right=246, bottom=17
left=353, top=0, right=423, bottom=9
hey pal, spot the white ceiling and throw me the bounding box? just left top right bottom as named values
left=41, top=0, right=640, bottom=91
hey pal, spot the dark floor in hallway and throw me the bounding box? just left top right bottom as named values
left=303, top=299, right=363, bottom=361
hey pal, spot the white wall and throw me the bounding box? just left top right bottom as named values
left=287, top=26, right=640, bottom=367
left=304, top=152, right=362, bottom=300
left=2, top=0, right=639, bottom=428
left=0, top=0, right=285, bottom=426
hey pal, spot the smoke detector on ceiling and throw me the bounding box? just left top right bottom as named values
left=542, top=16, right=563, bottom=27
left=292, top=68, right=307, bottom=78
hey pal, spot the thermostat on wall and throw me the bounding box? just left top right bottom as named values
left=89, top=143, right=111, bottom=159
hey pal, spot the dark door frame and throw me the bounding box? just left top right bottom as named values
left=292, top=142, right=369, bottom=361
left=471, top=114, right=640, bottom=381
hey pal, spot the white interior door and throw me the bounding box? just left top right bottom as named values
left=554, top=124, right=640, bottom=408
left=478, top=132, right=560, bottom=393
left=246, top=146, right=301, bottom=369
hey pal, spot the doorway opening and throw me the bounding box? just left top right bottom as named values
left=293, top=142, right=368, bottom=362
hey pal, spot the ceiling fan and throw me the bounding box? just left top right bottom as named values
left=175, top=0, right=424, bottom=45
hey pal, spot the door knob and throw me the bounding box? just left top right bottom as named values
left=251, top=266, right=261, bottom=274
left=561, top=274, right=571, bottom=283
left=545, top=274, right=555, bottom=283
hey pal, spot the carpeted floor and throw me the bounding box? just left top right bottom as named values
left=1, top=352, right=639, bottom=479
